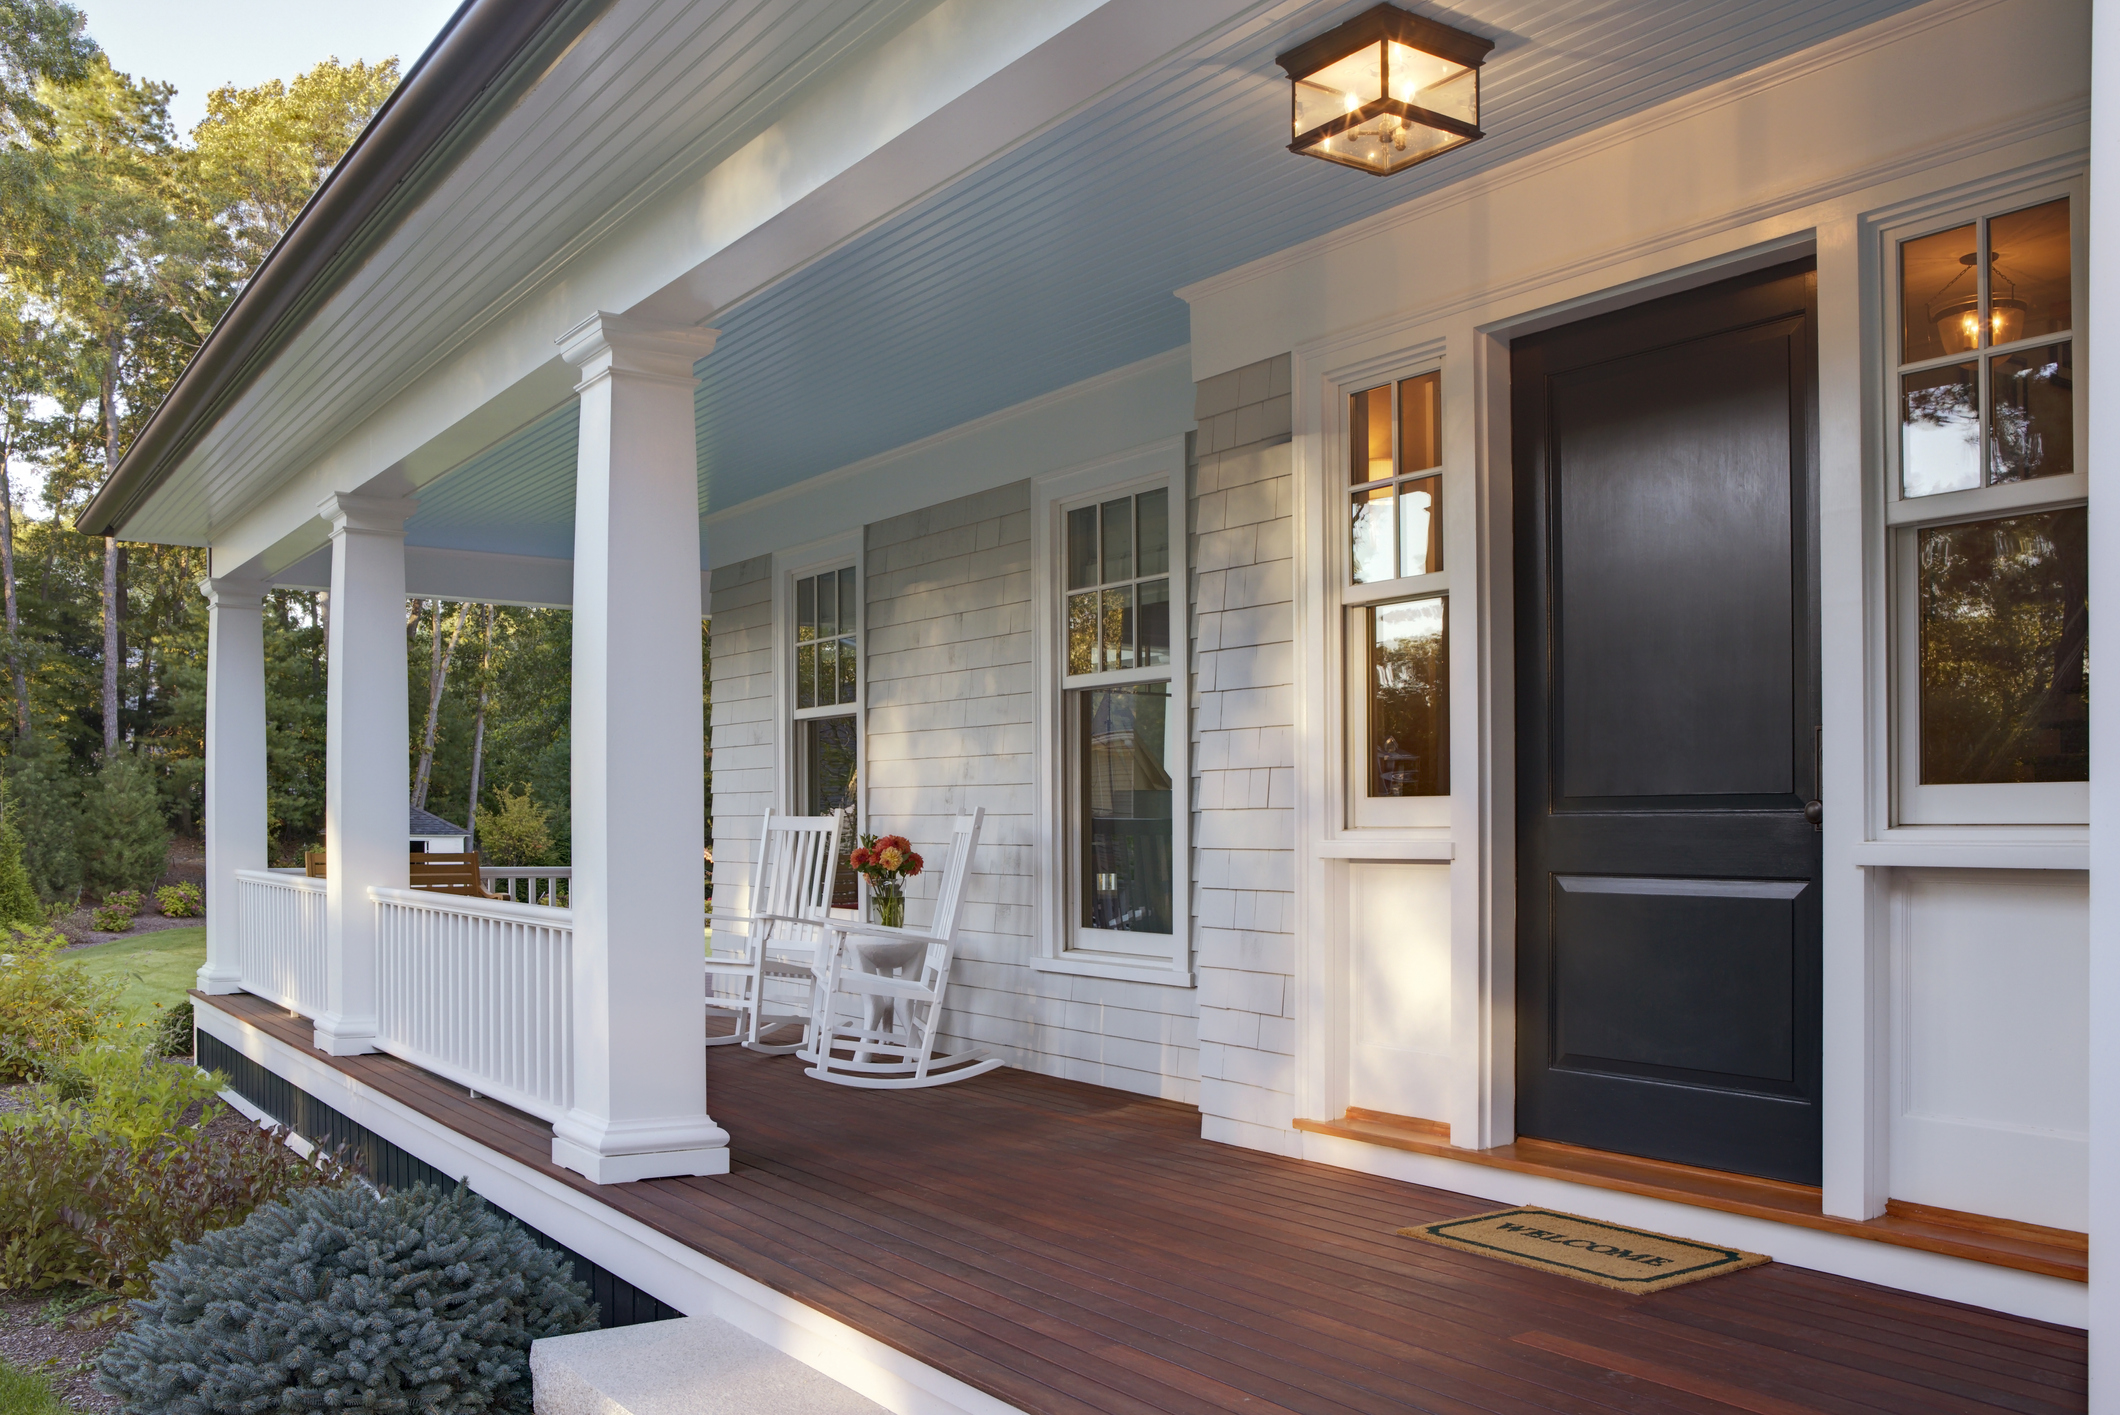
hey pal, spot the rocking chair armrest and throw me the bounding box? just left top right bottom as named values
left=824, top=919, right=938, bottom=946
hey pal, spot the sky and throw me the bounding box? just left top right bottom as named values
left=80, top=0, right=462, bottom=137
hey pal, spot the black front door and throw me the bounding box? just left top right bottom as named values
left=1512, top=260, right=1822, bottom=1185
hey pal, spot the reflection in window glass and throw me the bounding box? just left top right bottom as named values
left=1399, top=475, right=1439, bottom=578
left=1351, top=384, right=1393, bottom=482
left=1078, top=684, right=1173, bottom=933
left=1349, top=374, right=1443, bottom=582
left=802, top=715, right=860, bottom=908
left=1101, top=497, right=1133, bottom=583
left=794, top=567, right=857, bottom=709
left=1351, top=485, right=1394, bottom=584
left=1138, top=578, right=1170, bottom=667
left=1988, top=198, right=2072, bottom=344
left=1066, top=506, right=1098, bottom=589
left=1918, top=508, right=2087, bottom=785
left=1099, top=586, right=1134, bottom=672
left=1368, top=597, right=1448, bottom=797
left=1901, top=364, right=1980, bottom=498
left=1989, top=343, right=2073, bottom=484
left=1400, top=371, right=1440, bottom=472
left=1137, top=490, right=1169, bottom=576
left=1067, top=593, right=1096, bottom=674
left=1062, top=489, right=1170, bottom=676
left=1900, top=222, right=1977, bottom=363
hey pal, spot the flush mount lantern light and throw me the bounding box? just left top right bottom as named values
left=1276, top=4, right=1493, bottom=175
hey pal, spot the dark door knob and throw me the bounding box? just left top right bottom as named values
left=1804, top=799, right=1823, bottom=826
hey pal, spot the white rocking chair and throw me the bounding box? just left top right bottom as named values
left=703, top=809, right=843, bottom=1053
left=795, top=809, right=1000, bottom=1089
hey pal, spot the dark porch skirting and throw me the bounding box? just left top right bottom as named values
left=198, top=993, right=2085, bottom=1415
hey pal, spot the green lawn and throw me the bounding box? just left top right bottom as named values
left=0, top=1358, right=67, bottom=1415
left=64, top=926, right=207, bottom=1027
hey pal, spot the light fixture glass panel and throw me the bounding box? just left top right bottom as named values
left=1100, top=497, right=1133, bottom=584
left=1368, top=597, right=1448, bottom=797
left=1988, top=199, right=2070, bottom=343
left=1136, top=489, right=1169, bottom=577
left=1078, top=683, right=1173, bottom=934
left=1900, top=223, right=1977, bottom=364
left=1100, top=585, right=1134, bottom=671
left=1388, top=42, right=1472, bottom=121
left=1137, top=578, right=1171, bottom=667
left=1900, top=363, right=1981, bottom=497
left=1351, top=486, right=1394, bottom=583
left=1066, top=593, right=1096, bottom=674
left=1066, top=506, right=1098, bottom=590
left=1399, top=475, right=1440, bottom=578
left=1988, top=343, right=2073, bottom=485
left=1352, top=385, right=1393, bottom=482
left=1918, top=507, right=2087, bottom=784
left=1294, top=42, right=1382, bottom=135
left=1399, top=371, right=1440, bottom=473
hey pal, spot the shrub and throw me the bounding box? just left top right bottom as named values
left=89, top=906, right=134, bottom=932
left=6, top=746, right=82, bottom=904
left=153, top=882, right=202, bottom=918
left=20, top=1042, right=227, bottom=1148
left=151, top=999, right=194, bottom=1058
left=0, top=1109, right=337, bottom=1294
left=0, top=927, right=119, bottom=1082
left=77, top=755, right=171, bottom=899
left=0, top=777, right=40, bottom=929
left=478, top=784, right=553, bottom=867
left=101, top=889, right=143, bottom=915
left=99, top=1182, right=597, bottom=1414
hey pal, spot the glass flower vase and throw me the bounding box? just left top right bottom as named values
left=871, top=882, right=905, bottom=928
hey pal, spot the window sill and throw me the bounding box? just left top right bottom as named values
left=1032, top=954, right=1194, bottom=988
left=1313, top=837, right=1453, bottom=861
left=1849, top=831, right=2087, bottom=871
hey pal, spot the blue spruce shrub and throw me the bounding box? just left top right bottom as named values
left=97, top=1181, right=596, bottom=1415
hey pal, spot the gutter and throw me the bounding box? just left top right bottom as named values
left=76, top=0, right=609, bottom=539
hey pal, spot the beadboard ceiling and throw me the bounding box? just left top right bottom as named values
left=395, top=0, right=1932, bottom=561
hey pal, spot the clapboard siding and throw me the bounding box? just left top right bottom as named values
left=1189, top=354, right=1299, bottom=1153
left=865, top=480, right=1199, bottom=1101
left=708, top=553, right=774, bottom=919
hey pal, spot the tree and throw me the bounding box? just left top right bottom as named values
left=76, top=748, right=168, bottom=895
left=412, top=599, right=466, bottom=810
left=0, top=774, right=40, bottom=924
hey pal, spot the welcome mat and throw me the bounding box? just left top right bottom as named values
left=1401, top=1208, right=1769, bottom=1293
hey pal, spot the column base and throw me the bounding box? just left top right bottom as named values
left=311, top=1012, right=380, bottom=1056
left=194, top=964, right=244, bottom=995
left=550, top=1135, right=732, bottom=1184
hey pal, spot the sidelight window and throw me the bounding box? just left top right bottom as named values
left=1889, top=187, right=2086, bottom=825
left=791, top=565, right=860, bottom=904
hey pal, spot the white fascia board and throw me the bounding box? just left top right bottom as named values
left=208, top=0, right=1257, bottom=581
left=703, top=345, right=1193, bottom=565
left=270, top=544, right=646, bottom=610
left=1179, top=0, right=2090, bottom=377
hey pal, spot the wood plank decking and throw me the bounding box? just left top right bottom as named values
left=202, top=992, right=2086, bottom=1415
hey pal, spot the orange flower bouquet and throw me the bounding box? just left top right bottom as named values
left=848, top=833, right=924, bottom=928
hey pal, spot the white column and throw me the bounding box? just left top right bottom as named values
left=197, top=577, right=268, bottom=994
left=2086, top=0, right=2116, bottom=1402
left=312, top=493, right=416, bottom=1056
left=550, top=311, right=727, bottom=1183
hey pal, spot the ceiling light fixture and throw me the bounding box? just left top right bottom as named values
left=1276, top=4, right=1493, bottom=175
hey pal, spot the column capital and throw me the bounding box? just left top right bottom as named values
left=197, top=576, right=269, bottom=609
left=557, top=312, right=719, bottom=392
left=317, top=491, right=418, bottom=536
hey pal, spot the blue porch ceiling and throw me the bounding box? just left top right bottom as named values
left=405, top=0, right=1931, bottom=556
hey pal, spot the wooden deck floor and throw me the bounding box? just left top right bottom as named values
left=206, top=992, right=2085, bottom=1415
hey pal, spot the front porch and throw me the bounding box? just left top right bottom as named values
left=194, top=988, right=2084, bottom=1415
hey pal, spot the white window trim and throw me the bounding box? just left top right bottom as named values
left=1031, top=437, right=1193, bottom=987
left=1878, top=172, right=2087, bottom=829
left=770, top=531, right=865, bottom=831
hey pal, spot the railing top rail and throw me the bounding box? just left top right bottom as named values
left=368, top=884, right=574, bottom=926
left=236, top=868, right=326, bottom=893
left=480, top=866, right=573, bottom=876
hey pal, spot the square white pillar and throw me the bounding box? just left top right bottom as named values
left=197, top=577, right=268, bottom=995
left=550, top=311, right=728, bottom=1183
left=312, top=493, right=416, bottom=1056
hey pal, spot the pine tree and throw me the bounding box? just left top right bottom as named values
left=5, top=741, right=80, bottom=902
left=76, top=751, right=168, bottom=896
left=0, top=775, right=39, bottom=925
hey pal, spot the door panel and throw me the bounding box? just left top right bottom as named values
left=1514, top=260, right=1822, bottom=1185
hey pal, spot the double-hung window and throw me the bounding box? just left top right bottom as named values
left=1040, top=458, right=1191, bottom=981
left=792, top=565, right=860, bottom=903
left=1888, top=187, right=2086, bottom=825
left=1343, top=369, right=1449, bottom=828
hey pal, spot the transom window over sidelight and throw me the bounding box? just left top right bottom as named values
left=1890, top=190, right=2086, bottom=824
left=1349, top=370, right=1440, bottom=583
left=792, top=566, right=859, bottom=904
left=1063, top=488, right=1174, bottom=940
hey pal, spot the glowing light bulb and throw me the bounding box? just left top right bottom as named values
left=1343, top=90, right=1360, bottom=113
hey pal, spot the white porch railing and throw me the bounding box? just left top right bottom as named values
left=371, top=886, right=574, bottom=1122
left=235, top=869, right=328, bottom=1014
left=481, top=866, right=571, bottom=906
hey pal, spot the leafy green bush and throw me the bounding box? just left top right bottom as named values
left=101, top=889, right=143, bottom=915
left=19, top=1042, right=226, bottom=1147
left=151, top=999, right=194, bottom=1058
left=99, top=1182, right=596, bottom=1413
left=89, top=906, right=134, bottom=932
left=0, top=927, right=119, bottom=1082
left=0, top=1108, right=336, bottom=1294
left=153, top=882, right=202, bottom=918
left=478, top=783, right=553, bottom=866
left=77, top=755, right=171, bottom=899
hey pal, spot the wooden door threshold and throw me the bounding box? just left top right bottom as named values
left=1294, top=1108, right=2086, bottom=1282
